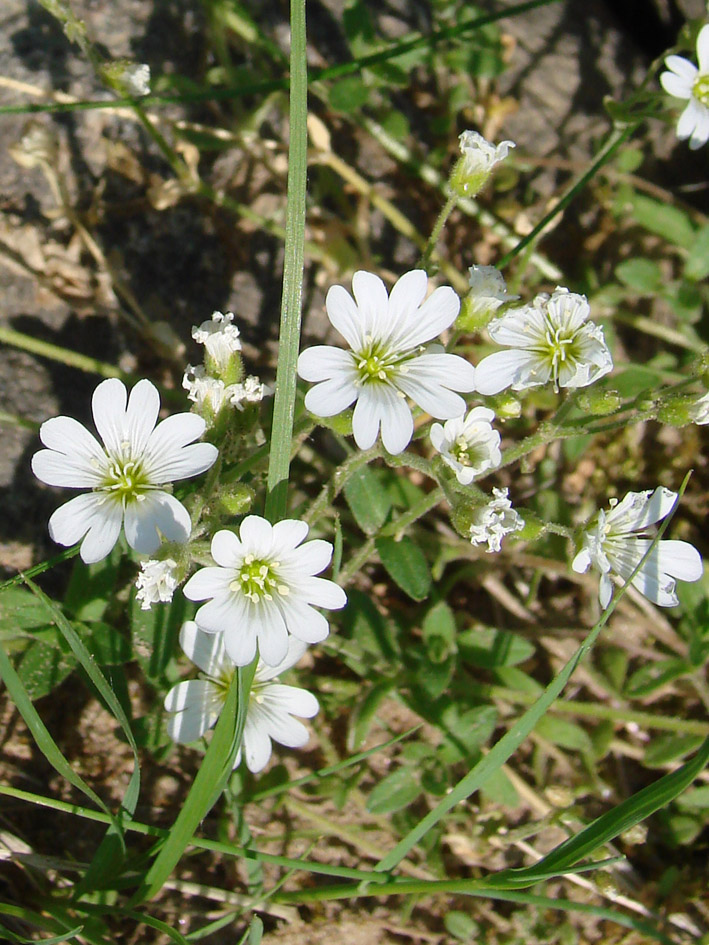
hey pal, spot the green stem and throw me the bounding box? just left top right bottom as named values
left=418, top=195, right=457, bottom=272
left=303, top=445, right=382, bottom=525
left=264, top=0, right=308, bottom=523
left=497, top=124, right=636, bottom=270
left=0, top=325, right=134, bottom=381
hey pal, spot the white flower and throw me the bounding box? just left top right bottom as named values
left=183, top=366, right=269, bottom=415
left=469, top=487, right=525, bottom=552
left=183, top=515, right=347, bottom=667
left=164, top=621, right=319, bottom=773
left=467, top=265, right=518, bottom=318
left=297, top=270, right=476, bottom=455
left=430, top=407, right=501, bottom=485
left=475, top=287, right=613, bottom=395
left=451, top=131, right=515, bottom=195
left=660, top=25, right=709, bottom=150
left=687, top=391, right=709, bottom=425
left=228, top=375, right=269, bottom=410
left=135, top=558, right=178, bottom=610
left=572, top=487, right=703, bottom=608
left=192, top=311, right=242, bottom=373
left=123, top=63, right=151, bottom=97
left=31, top=378, right=218, bottom=564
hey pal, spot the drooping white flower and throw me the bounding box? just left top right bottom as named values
left=183, top=366, right=269, bottom=416
left=228, top=375, right=269, bottom=410
left=31, top=378, right=218, bottom=564
left=297, top=270, right=476, bottom=455
left=183, top=515, right=347, bottom=667
left=469, top=487, right=525, bottom=552
left=572, top=487, right=703, bottom=608
left=135, top=558, right=179, bottom=610
left=164, top=621, right=319, bottom=773
left=451, top=131, right=515, bottom=196
left=430, top=407, right=501, bottom=485
left=192, top=311, right=242, bottom=373
left=467, top=265, right=518, bottom=319
left=687, top=391, right=709, bottom=425
left=475, top=287, right=613, bottom=395
left=123, top=63, right=151, bottom=97
left=660, top=25, right=709, bottom=150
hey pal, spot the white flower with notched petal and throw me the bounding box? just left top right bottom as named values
left=467, top=265, right=518, bottom=318
left=135, top=558, right=179, bottom=610
left=297, top=270, right=476, bottom=455
left=164, top=622, right=319, bottom=773
left=660, top=24, right=709, bottom=150
left=469, top=487, right=525, bottom=553
left=430, top=407, right=501, bottom=485
left=475, top=287, right=613, bottom=395
left=183, top=515, right=346, bottom=667
left=31, top=378, right=218, bottom=564
left=572, top=487, right=703, bottom=608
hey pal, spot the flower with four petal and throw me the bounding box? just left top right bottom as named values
left=164, top=621, right=319, bottom=773
left=31, top=378, right=218, bottom=563
left=572, top=487, right=703, bottom=608
left=469, top=487, right=525, bottom=553
left=430, top=407, right=501, bottom=485
left=183, top=515, right=346, bottom=667
left=660, top=24, right=709, bottom=150
left=475, top=287, right=613, bottom=395
left=297, top=270, right=476, bottom=455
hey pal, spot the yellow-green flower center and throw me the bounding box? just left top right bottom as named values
left=451, top=435, right=484, bottom=469
left=231, top=554, right=289, bottom=603
left=353, top=339, right=406, bottom=386
left=693, top=73, right=709, bottom=107
left=98, top=456, right=153, bottom=504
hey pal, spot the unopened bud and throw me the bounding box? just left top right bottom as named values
left=219, top=484, right=254, bottom=516
left=449, top=131, right=515, bottom=199
left=576, top=389, right=622, bottom=416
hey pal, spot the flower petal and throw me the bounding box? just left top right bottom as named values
left=325, top=284, right=365, bottom=350
left=304, top=377, right=359, bottom=417
left=294, top=576, right=347, bottom=609
left=92, top=378, right=128, bottom=455
left=382, top=269, right=429, bottom=346
left=271, top=519, right=309, bottom=557
left=660, top=69, right=693, bottom=99
left=254, top=602, right=289, bottom=667
left=475, top=349, right=539, bottom=394
left=242, top=714, right=274, bottom=772
left=391, top=285, right=460, bottom=350
left=32, top=448, right=103, bottom=489
left=123, top=491, right=192, bottom=554
left=285, top=538, right=333, bottom=576
left=297, top=345, right=355, bottom=382
left=698, top=24, right=709, bottom=73
left=665, top=54, right=698, bottom=82
left=378, top=386, right=414, bottom=454
left=351, top=386, right=383, bottom=450
left=210, top=529, right=243, bottom=568
left=239, top=515, right=274, bottom=557
left=48, top=493, right=124, bottom=563
left=279, top=597, right=330, bottom=643
left=142, top=414, right=217, bottom=482
left=183, top=566, right=234, bottom=602
left=164, top=679, right=221, bottom=743
left=125, top=379, right=160, bottom=456
left=262, top=683, right=319, bottom=720
left=223, top=621, right=258, bottom=666
left=352, top=270, right=389, bottom=338
left=256, top=637, right=309, bottom=681
left=179, top=620, right=230, bottom=676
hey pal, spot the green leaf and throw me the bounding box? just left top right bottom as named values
left=621, top=192, right=695, bottom=250
left=63, top=551, right=120, bottom=622
left=344, top=465, right=392, bottom=535
left=676, top=785, right=709, bottom=809
left=489, top=737, right=709, bottom=888
left=422, top=601, right=457, bottom=663
left=480, top=766, right=520, bottom=809
left=615, top=258, right=662, bottom=293
left=684, top=224, right=709, bottom=281
left=644, top=734, right=705, bottom=768
left=375, top=535, right=431, bottom=601
left=439, top=705, right=498, bottom=763
left=340, top=588, right=399, bottom=659
left=0, top=587, right=50, bottom=631
left=131, top=592, right=190, bottom=684
left=458, top=627, right=534, bottom=668
left=445, top=910, right=480, bottom=941
left=366, top=766, right=420, bottom=814
left=416, top=656, right=455, bottom=701
left=624, top=657, right=691, bottom=698
left=535, top=716, right=593, bottom=755
left=348, top=679, right=396, bottom=751
left=329, top=76, right=370, bottom=113
left=17, top=634, right=76, bottom=700
left=84, top=621, right=132, bottom=666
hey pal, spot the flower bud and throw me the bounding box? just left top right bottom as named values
left=486, top=392, right=522, bottom=419
left=576, top=388, right=622, bottom=416
left=218, top=484, right=254, bottom=516
left=449, top=131, right=515, bottom=198
left=100, top=60, right=151, bottom=97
